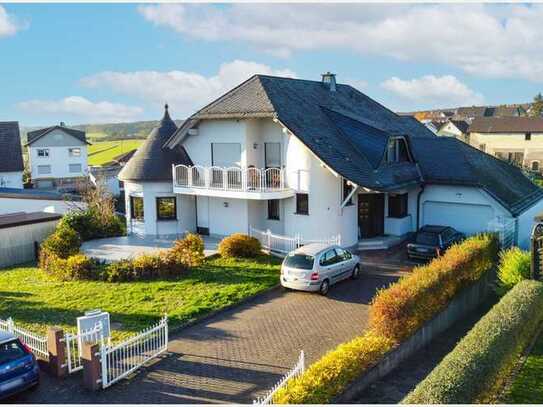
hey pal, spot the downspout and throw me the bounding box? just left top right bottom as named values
left=416, top=184, right=426, bottom=231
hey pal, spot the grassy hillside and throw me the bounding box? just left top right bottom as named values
left=88, top=139, right=143, bottom=166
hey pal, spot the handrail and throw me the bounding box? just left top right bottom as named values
left=173, top=165, right=288, bottom=192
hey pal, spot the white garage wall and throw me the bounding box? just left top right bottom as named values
left=0, top=197, right=83, bottom=215
left=517, top=199, right=543, bottom=249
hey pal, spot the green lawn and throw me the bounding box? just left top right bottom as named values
left=0, top=256, right=280, bottom=340
left=88, top=139, right=143, bottom=166
left=506, top=330, right=543, bottom=403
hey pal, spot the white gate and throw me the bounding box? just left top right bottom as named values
left=0, top=317, right=49, bottom=360
left=100, top=315, right=168, bottom=388
left=253, top=350, right=305, bottom=405
left=250, top=227, right=341, bottom=254
left=64, top=323, right=104, bottom=374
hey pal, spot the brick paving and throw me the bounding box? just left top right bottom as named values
left=11, top=259, right=408, bottom=404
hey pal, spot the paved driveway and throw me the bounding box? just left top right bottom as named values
left=13, top=264, right=407, bottom=404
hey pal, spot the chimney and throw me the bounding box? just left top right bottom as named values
left=60, top=121, right=66, bottom=127
left=321, top=72, right=336, bottom=92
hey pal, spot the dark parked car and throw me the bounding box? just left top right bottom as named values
left=0, top=332, right=39, bottom=400
left=407, top=225, right=465, bottom=260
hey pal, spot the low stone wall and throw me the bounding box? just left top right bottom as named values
left=335, top=268, right=495, bottom=402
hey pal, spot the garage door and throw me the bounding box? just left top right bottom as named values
left=422, top=201, right=494, bottom=235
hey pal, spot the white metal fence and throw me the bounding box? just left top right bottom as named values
left=250, top=227, right=341, bottom=254
left=253, top=350, right=305, bottom=405
left=173, top=165, right=286, bottom=193
left=0, top=317, right=49, bottom=360
left=64, top=323, right=104, bottom=374
left=100, top=315, right=168, bottom=388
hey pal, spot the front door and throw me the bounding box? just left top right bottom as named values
left=358, top=194, right=385, bottom=238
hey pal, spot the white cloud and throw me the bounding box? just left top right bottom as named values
left=17, top=96, right=143, bottom=123
left=80, top=60, right=296, bottom=117
left=381, top=75, right=484, bottom=107
left=0, top=6, right=23, bottom=38
left=138, top=3, right=543, bottom=82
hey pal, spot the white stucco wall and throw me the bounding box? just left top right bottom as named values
left=0, top=197, right=83, bottom=215
left=125, top=181, right=196, bottom=237
left=28, top=130, right=88, bottom=181
left=0, top=171, right=23, bottom=188
left=518, top=199, right=543, bottom=249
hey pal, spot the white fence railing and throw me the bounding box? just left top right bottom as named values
left=250, top=227, right=341, bottom=254
left=64, top=323, right=104, bottom=374
left=253, top=350, right=305, bottom=405
left=100, top=315, right=168, bottom=388
left=0, top=317, right=49, bottom=360
left=173, top=165, right=287, bottom=193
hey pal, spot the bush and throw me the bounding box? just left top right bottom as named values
left=60, top=210, right=125, bottom=241
left=496, top=247, right=531, bottom=296
left=170, top=233, right=205, bottom=267
left=40, top=224, right=81, bottom=260
left=403, top=280, right=543, bottom=404
left=273, top=331, right=394, bottom=404
left=43, top=253, right=99, bottom=281
left=369, top=234, right=499, bottom=342
left=218, top=233, right=262, bottom=258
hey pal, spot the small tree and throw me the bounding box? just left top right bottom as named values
left=81, top=176, right=117, bottom=226
left=530, top=93, right=543, bottom=117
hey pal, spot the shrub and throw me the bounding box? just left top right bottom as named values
left=60, top=210, right=125, bottom=241
left=103, top=260, right=134, bottom=282
left=273, top=331, right=394, bottom=404
left=496, top=247, right=531, bottom=296
left=403, top=280, right=543, bottom=404
left=369, top=234, right=499, bottom=342
left=40, top=224, right=81, bottom=260
left=43, top=253, right=99, bottom=281
left=170, top=233, right=205, bottom=267
left=218, top=233, right=262, bottom=258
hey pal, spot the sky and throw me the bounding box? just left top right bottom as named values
left=1, top=3, right=543, bottom=126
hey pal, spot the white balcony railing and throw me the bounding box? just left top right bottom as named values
left=173, top=165, right=288, bottom=193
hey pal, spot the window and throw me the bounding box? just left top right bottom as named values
left=342, top=179, right=354, bottom=206
left=69, top=148, right=81, bottom=157
left=526, top=133, right=532, bottom=141
left=284, top=253, right=314, bottom=270
left=479, top=144, right=486, bottom=152
left=37, top=149, right=49, bottom=157
left=156, top=197, right=176, bottom=220
left=0, top=340, right=27, bottom=364
left=319, top=249, right=339, bottom=266
left=267, top=199, right=280, bottom=220
left=295, top=193, right=309, bottom=215
left=388, top=193, right=408, bottom=218
left=533, top=161, right=540, bottom=172
left=335, top=248, right=352, bottom=262
left=37, top=165, right=51, bottom=175
left=385, top=138, right=410, bottom=163
left=130, top=196, right=144, bottom=220
left=211, top=143, right=241, bottom=167
left=265, top=143, right=281, bottom=168
left=118, top=180, right=124, bottom=189
left=69, top=164, right=82, bottom=173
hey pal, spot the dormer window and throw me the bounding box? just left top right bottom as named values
left=385, top=137, right=411, bottom=163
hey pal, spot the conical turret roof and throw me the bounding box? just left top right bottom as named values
left=119, top=105, right=192, bottom=182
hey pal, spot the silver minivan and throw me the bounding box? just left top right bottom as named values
left=280, top=243, right=360, bottom=295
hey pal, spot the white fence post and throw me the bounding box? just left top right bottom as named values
left=7, top=317, right=14, bottom=333
left=267, top=229, right=271, bottom=250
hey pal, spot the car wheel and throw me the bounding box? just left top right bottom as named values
left=319, top=279, right=330, bottom=296
left=352, top=265, right=360, bottom=280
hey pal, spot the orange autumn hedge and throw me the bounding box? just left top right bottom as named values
left=369, top=233, right=499, bottom=342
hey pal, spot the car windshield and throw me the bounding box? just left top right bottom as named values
left=416, top=232, right=439, bottom=246
left=0, top=340, right=27, bottom=365
left=284, top=254, right=315, bottom=270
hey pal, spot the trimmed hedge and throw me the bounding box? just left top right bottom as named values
left=218, top=233, right=262, bottom=258
left=60, top=210, right=125, bottom=241
left=403, top=279, right=543, bottom=404
left=496, top=247, right=531, bottom=296
left=273, top=331, right=394, bottom=404
left=370, top=234, right=499, bottom=342
left=274, top=234, right=499, bottom=404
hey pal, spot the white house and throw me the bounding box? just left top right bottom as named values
left=119, top=74, right=543, bottom=250
left=0, top=122, right=24, bottom=188
left=436, top=119, right=469, bottom=142
left=26, top=123, right=89, bottom=189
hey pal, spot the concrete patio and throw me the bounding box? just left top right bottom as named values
left=81, top=235, right=220, bottom=262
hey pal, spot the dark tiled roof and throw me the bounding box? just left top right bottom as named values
left=493, top=105, right=522, bottom=117
left=410, top=137, right=543, bottom=216
left=0, top=211, right=62, bottom=229
left=469, top=117, right=543, bottom=133
left=448, top=120, right=469, bottom=134
left=112, top=149, right=137, bottom=165
left=0, top=122, right=24, bottom=173
left=26, top=125, right=88, bottom=145
left=119, top=105, right=192, bottom=182
left=456, top=106, right=490, bottom=118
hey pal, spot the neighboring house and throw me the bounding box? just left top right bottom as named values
left=0, top=187, right=84, bottom=215
left=422, top=120, right=445, bottom=135
left=119, top=74, right=543, bottom=249
left=468, top=117, right=543, bottom=172
left=0, top=122, right=24, bottom=188
left=26, top=123, right=90, bottom=189
left=437, top=119, right=470, bottom=142
left=89, top=165, right=124, bottom=197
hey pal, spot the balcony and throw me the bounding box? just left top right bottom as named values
left=172, top=165, right=295, bottom=200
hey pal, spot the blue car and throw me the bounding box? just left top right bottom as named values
left=0, top=332, right=39, bottom=400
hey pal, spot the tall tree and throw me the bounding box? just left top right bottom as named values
left=531, top=93, right=543, bottom=117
